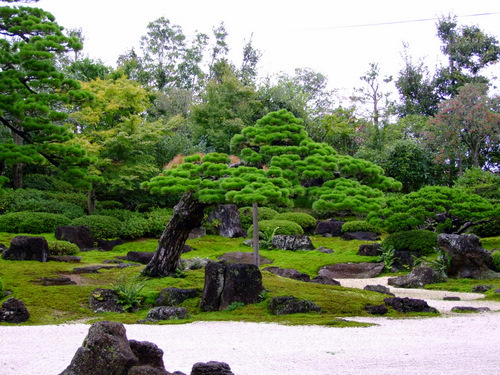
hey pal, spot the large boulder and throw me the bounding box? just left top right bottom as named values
left=59, top=321, right=138, bottom=375
left=384, top=297, right=438, bottom=314
left=200, top=261, right=264, bottom=311
left=55, top=225, right=94, bottom=250
left=263, top=266, right=311, bottom=282
left=2, top=236, right=49, bottom=262
left=268, top=295, right=321, bottom=315
left=156, top=288, right=199, bottom=306
left=207, top=204, right=246, bottom=238
left=146, top=306, right=190, bottom=321
left=388, top=267, right=445, bottom=288
left=318, top=262, right=385, bottom=279
left=271, top=235, right=315, bottom=251
left=437, top=233, right=499, bottom=279
left=191, top=361, right=234, bottom=375
left=315, top=219, right=344, bottom=237
left=0, top=298, right=30, bottom=323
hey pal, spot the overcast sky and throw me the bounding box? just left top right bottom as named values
left=34, top=0, right=500, bottom=98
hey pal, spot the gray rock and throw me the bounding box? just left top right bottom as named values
left=388, top=267, right=444, bottom=288
left=443, top=296, right=461, bottom=301
left=263, top=266, right=310, bottom=282
left=188, top=227, right=206, bottom=239
left=55, top=226, right=94, bottom=250
left=41, top=276, right=77, bottom=286
left=384, top=297, right=438, bottom=314
left=363, top=284, right=394, bottom=296
left=147, top=307, right=190, bottom=321
left=358, top=243, right=382, bottom=256
left=318, top=262, right=385, bottom=279
left=309, top=276, right=341, bottom=286
left=451, top=306, right=491, bottom=313
left=471, top=284, right=493, bottom=293
left=437, top=233, right=499, bottom=279
left=341, top=231, right=379, bottom=241
left=2, top=236, right=49, bottom=262
left=364, top=304, right=388, bottom=315
left=315, top=219, right=344, bottom=237
left=316, top=246, right=334, bottom=254
left=190, top=361, right=234, bottom=375
left=89, top=288, right=124, bottom=313
left=268, top=295, right=321, bottom=315
left=217, top=251, right=272, bottom=265
left=95, top=238, right=124, bottom=251
left=128, top=366, right=170, bottom=375
left=200, top=262, right=264, bottom=311
left=207, top=204, right=246, bottom=238
left=129, top=340, right=166, bottom=370
left=156, top=288, right=199, bottom=306
left=0, top=298, right=30, bottom=323
left=271, top=235, right=315, bottom=251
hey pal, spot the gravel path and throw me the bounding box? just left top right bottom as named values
left=1, top=281, right=499, bottom=375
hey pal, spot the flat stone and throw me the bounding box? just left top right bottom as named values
left=451, top=306, right=491, bottom=313
left=41, top=277, right=77, bottom=286
left=217, top=252, right=272, bottom=265
left=318, top=262, right=385, bottom=279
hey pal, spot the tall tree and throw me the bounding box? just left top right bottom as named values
left=0, top=1, right=92, bottom=188
left=239, top=33, right=261, bottom=86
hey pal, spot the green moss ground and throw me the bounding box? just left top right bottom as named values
left=1, top=233, right=498, bottom=326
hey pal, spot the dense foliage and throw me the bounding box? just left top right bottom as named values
left=381, top=230, right=439, bottom=256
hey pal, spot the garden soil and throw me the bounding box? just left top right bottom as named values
left=1, top=280, right=499, bottom=375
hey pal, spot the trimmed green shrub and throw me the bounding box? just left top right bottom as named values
left=247, top=219, right=304, bottom=237
left=470, top=218, right=500, bottom=237
left=71, top=215, right=121, bottom=239
left=0, top=212, right=71, bottom=233
left=47, top=240, right=80, bottom=256
left=94, top=209, right=141, bottom=222
left=96, top=200, right=123, bottom=210
left=274, top=212, right=317, bottom=233
left=381, top=230, right=438, bottom=256
left=341, top=220, right=381, bottom=235
left=145, top=208, right=172, bottom=237
left=239, top=206, right=279, bottom=229
left=492, top=251, right=500, bottom=272
left=120, top=216, right=150, bottom=239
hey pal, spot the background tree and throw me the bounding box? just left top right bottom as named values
left=0, top=1, right=92, bottom=189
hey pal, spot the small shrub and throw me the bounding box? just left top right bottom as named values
left=381, top=230, right=438, bottom=256
left=247, top=220, right=304, bottom=237
left=47, top=240, right=80, bottom=256
left=274, top=212, right=317, bottom=233
left=226, top=301, right=245, bottom=311
left=112, top=276, right=147, bottom=312
left=145, top=208, right=172, bottom=237
left=120, top=216, right=150, bottom=239
left=341, top=220, right=381, bottom=235
left=378, top=244, right=395, bottom=272
left=492, top=251, right=500, bottom=272
left=71, top=215, right=122, bottom=239
left=94, top=209, right=141, bottom=222
left=0, top=211, right=71, bottom=233
left=239, top=206, right=278, bottom=229
left=96, top=200, right=123, bottom=210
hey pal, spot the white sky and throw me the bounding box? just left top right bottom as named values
left=33, top=0, right=500, bottom=98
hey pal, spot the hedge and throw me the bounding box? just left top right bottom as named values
left=273, top=212, right=317, bottom=233
left=247, top=219, right=304, bottom=237
left=0, top=212, right=71, bottom=234
left=381, top=230, right=438, bottom=256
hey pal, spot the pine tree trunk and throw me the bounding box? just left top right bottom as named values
left=142, top=192, right=207, bottom=277
left=87, top=188, right=96, bottom=214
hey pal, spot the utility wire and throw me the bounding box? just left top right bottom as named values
left=303, top=12, right=500, bottom=31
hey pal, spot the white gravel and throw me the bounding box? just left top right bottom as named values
left=1, top=280, right=499, bottom=375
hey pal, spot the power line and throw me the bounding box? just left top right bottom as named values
left=303, top=12, right=500, bottom=31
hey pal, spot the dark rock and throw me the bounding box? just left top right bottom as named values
left=156, top=288, right=199, bottom=306
left=363, top=284, right=394, bottom=296
left=127, top=252, right=155, bottom=264
left=103, top=259, right=124, bottom=264
left=89, top=288, right=124, bottom=313
left=318, top=262, right=385, bottom=279
left=388, top=267, right=444, bottom=288
left=384, top=297, right=438, bottom=313
left=471, top=284, right=493, bottom=293
left=309, top=276, right=341, bottom=286
left=315, top=219, right=344, bottom=237
left=358, top=243, right=382, bottom=256
left=188, top=227, right=206, bottom=239
left=451, top=306, right=491, bottom=313
left=0, top=242, right=7, bottom=253
left=48, top=256, right=82, bottom=263
left=207, top=204, right=246, bottom=238
left=268, top=295, right=321, bottom=315
left=263, top=266, right=311, bottom=282
left=200, top=261, right=264, bottom=311
left=443, top=296, right=461, bottom=301
left=271, top=235, right=315, bottom=251
left=437, top=233, right=499, bottom=279
left=316, top=246, right=334, bottom=254
left=129, top=340, right=165, bottom=370
left=41, top=276, right=77, bottom=286
left=59, top=321, right=138, bottom=375
left=341, top=231, right=379, bottom=241
left=95, top=238, right=124, bottom=251
left=190, top=361, right=234, bottom=375
left=392, top=250, right=420, bottom=271
left=147, top=307, right=190, bottom=321
left=73, top=264, right=138, bottom=273
left=217, top=251, right=273, bottom=265
left=55, top=226, right=94, bottom=250
left=2, top=236, right=49, bottom=262
left=0, top=298, right=30, bottom=323
left=495, top=288, right=500, bottom=294
left=128, top=366, right=170, bottom=375
left=364, top=304, right=388, bottom=315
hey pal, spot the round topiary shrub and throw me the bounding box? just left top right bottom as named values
left=381, top=230, right=438, bottom=256
left=247, top=219, right=304, bottom=237
left=47, top=240, right=80, bottom=256
left=239, top=206, right=278, bottom=229
left=341, top=220, right=381, bottom=235
left=0, top=212, right=71, bottom=233
left=273, top=212, right=317, bottom=233
left=71, top=215, right=122, bottom=239
left=492, top=251, right=500, bottom=272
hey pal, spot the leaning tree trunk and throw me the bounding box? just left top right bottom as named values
left=142, top=192, right=207, bottom=277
